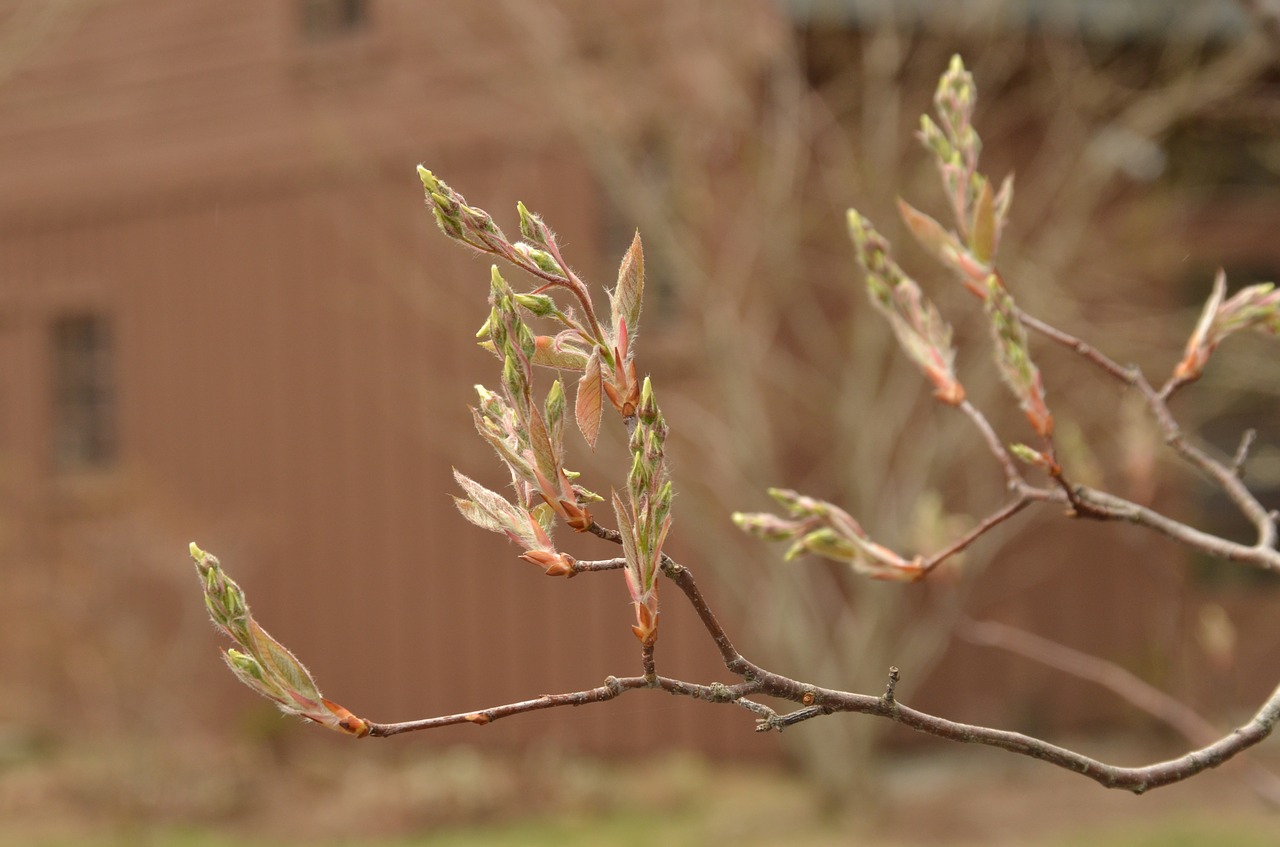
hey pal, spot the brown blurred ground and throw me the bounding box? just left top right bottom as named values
left=1, top=735, right=1277, bottom=845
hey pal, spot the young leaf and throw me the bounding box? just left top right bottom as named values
left=611, top=232, right=645, bottom=350
left=525, top=404, right=559, bottom=486
left=969, top=176, right=996, bottom=264
left=575, top=350, right=604, bottom=449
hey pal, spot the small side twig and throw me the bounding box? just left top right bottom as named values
left=1232, top=428, right=1258, bottom=479
left=883, top=666, right=901, bottom=706
left=958, top=399, right=1021, bottom=487
left=917, top=497, right=1032, bottom=575
left=641, top=641, right=657, bottom=682
left=1015, top=305, right=1276, bottom=552
left=758, top=706, right=828, bottom=732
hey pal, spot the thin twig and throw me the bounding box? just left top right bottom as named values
left=570, top=557, right=626, bottom=574
left=1137, top=374, right=1277, bottom=550
left=367, top=673, right=761, bottom=737
left=957, top=617, right=1280, bottom=806
left=1232, top=428, right=1258, bottom=480
left=1017, top=308, right=1136, bottom=384
left=958, top=399, right=1022, bottom=487
left=354, top=534, right=1280, bottom=795
left=641, top=642, right=657, bottom=682
left=918, top=497, right=1032, bottom=575
left=1017, top=306, right=1277, bottom=552
left=883, top=666, right=901, bottom=705
left=1040, top=484, right=1280, bottom=571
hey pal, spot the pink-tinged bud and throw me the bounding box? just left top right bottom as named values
left=602, top=379, right=623, bottom=414
left=516, top=200, right=549, bottom=247
left=933, top=380, right=966, bottom=406
left=631, top=600, right=659, bottom=646
left=559, top=499, right=593, bottom=533
left=322, top=698, right=372, bottom=738
left=519, top=549, right=576, bottom=577
left=732, top=511, right=802, bottom=542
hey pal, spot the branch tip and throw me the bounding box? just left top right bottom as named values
left=883, top=666, right=901, bottom=705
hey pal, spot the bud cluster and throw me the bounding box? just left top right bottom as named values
left=908, top=55, right=1051, bottom=443
left=733, top=490, right=925, bottom=582
left=917, top=55, right=1013, bottom=266
left=984, top=275, right=1053, bottom=439
left=1175, top=270, right=1280, bottom=383
left=422, top=170, right=661, bottom=596
left=848, top=211, right=964, bottom=405
left=613, top=378, right=673, bottom=644
left=189, top=543, right=370, bottom=736
left=466, top=268, right=596, bottom=537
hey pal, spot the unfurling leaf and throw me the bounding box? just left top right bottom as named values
left=737, top=494, right=923, bottom=581
left=575, top=350, right=604, bottom=449
left=1175, top=270, right=1227, bottom=382
left=611, top=232, right=645, bottom=353
left=545, top=380, right=566, bottom=452
left=189, top=543, right=370, bottom=737
left=1174, top=270, right=1279, bottom=382
left=970, top=176, right=996, bottom=264
left=477, top=334, right=591, bottom=371
left=849, top=211, right=965, bottom=405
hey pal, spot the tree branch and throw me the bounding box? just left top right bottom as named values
left=957, top=617, right=1280, bottom=806
left=917, top=497, right=1033, bottom=576
left=366, top=674, right=762, bottom=737
left=958, top=399, right=1022, bottom=487
left=1015, top=306, right=1279, bottom=554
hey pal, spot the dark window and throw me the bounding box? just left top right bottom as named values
left=300, top=0, right=368, bottom=40
left=52, top=313, right=117, bottom=471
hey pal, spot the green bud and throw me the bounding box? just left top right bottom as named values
left=1010, top=443, right=1046, bottom=465
left=502, top=354, right=524, bottom=402
left=221, top=583, right=246, bottom=619
left=461, top=204, right=498, bottom=236
left=545, top=379, right=565, bottom=431
left=653, top=480, right=673, bottom=526
left=489, top=265, right=511, bottom=297
left=512, top=244, right=565, bottom=278
left=637, top=377, right=658, bottom=423
left=429, top=191, right=457, bottom=214
left=416, top=165, right=441, bottom=194
left=474, top=384, right=502, bottom=418
left=793, top=527, right=855, bottom=562
left=629, top=450, right=648, bottom=491
left=767, top=487, right=802, bottom=512
left=516, top=322, right=536, bottom=360
left=514, top=292, right=557, bottom=317
left=432, top=207, right=464, bottom=240
left=225, top=649, right=266, bottom=682
left=516, top=201, right=548, bottom=246
left=488, top=308, right=508, bottom=350
left=573, top=483, right=604, bottom=503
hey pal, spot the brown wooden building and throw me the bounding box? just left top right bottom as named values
left=0, top=0, right=777, bottom=755
left=1, top=0, right=1277, bottom=764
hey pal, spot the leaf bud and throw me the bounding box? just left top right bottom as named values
left=514, top=292, right=557, bottom=317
